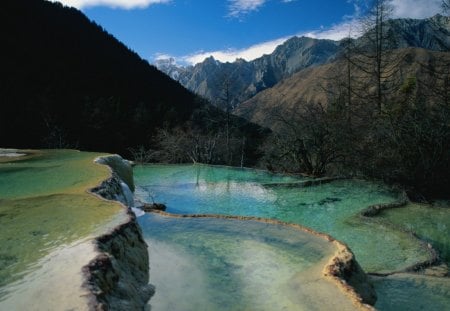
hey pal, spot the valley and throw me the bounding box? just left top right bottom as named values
left=0, top=0, right=449, bottom=310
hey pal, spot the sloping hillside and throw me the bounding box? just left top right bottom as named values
left=0, top=0, right=204, bottom=155
left=236, top=48, right=450, bottom=130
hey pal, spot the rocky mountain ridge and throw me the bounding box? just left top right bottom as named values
left=157, top=36, right=340, bottom=108
left=156, top=14, right=450, bottom=108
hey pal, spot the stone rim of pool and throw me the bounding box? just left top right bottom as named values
left=134, top=163, right=445, bottom=274
left=147, top=209, right=378, bottom=310
left=134, top=163, right=450, bottom=311
left=0, top=149, right=152, bottom=310
left=359, top=195, right=442, bottom=274
left=0, top=151, right=375, bottom=310
left=3, top=151, right=447, bottom=310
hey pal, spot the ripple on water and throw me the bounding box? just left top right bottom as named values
left=139, top=213, right=361, bottom=311
left=0, top=150, right=124, bottom=303
left=134, top=164, right=430, bottom=273
left=371, top=273, right=450, bottom=311
left=377, top=203, right=450, bottom=266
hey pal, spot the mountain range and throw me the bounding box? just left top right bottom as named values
left=156, top=14, right=450, bottom=111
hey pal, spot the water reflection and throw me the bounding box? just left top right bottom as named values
left=139, top=214, right=358, bottom=311
left=377, top=203, right=450, bottom=266
left=134, top=164, right=429, bottom=273
left=0, top=150, right=123, bottom=301
left=372, top=273, right=450, bottom=311
left=134, top=164, right=450, bottom=311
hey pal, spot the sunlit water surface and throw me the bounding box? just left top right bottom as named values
left=377, top=202, right=450, bottom=266
left=134, top=164, right=428, bottom=273
left=0, top=150, right=124, bottom=305
left=135, top=164, right=450, bottom=311
left=139, top=213, right=358, bottom=311
left=371, top=273, right=450, bottom=311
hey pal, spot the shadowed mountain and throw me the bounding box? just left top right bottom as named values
left=0, top=0, right=266, bottom=162
left=0, top=0, right=246, bottom=161
left=360, top=14, right=450, bottom=51
left=0, top=0, right=201, bottom=154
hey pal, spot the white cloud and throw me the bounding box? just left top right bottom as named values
left=180, top=21, right=360, bottom=65
left=53, top=0, right=171, bottom=10
left=182, top=0, right=444, bottom=65
left=154, top=53, right=175, bottom=61
left=388, top=0, right=442, bottom=19
left=302, top=20, right=360, bottom=40
left=227, top=0, right=267, bottom=17
left=182, top=36, right=289, bottom=65
left=227, top=0, right=294, bottom=17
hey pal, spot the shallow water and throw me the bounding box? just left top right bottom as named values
left=0, top=150, right=111, bottom=199
left=140, top=213, right=359, bottom=311
left=371, top=273, right=450, bottom=311
left=377, top=203, right=450, bottom=266
left=134, top=164, right=429, bottom=273
left=0, top=240, right=96, bottom=311
left=0, top=150, right=123, bottom=301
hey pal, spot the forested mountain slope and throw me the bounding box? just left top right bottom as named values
left=0, top=0, right=266, bottom=160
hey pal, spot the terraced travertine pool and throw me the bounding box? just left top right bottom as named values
left=1, top=150, right=375, bottom=311
left=134, top=164, right=429, bottom=273
left=2, top=153, right=448, bottom=310
left=376, top=202, right=450, bottom=266
left=0, top=150, right=127, bottom=309
left=139, top=213, right=365, bottom=311
left=135, top=164, right=450, bottom=311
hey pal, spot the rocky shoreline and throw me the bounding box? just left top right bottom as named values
left=361, top=192, right=446, bottom=276
left=149, top=210, right=378, bottom=310
left=87, top=156, right=445, bottom=310
left=84, top=155, right=154, bottom=310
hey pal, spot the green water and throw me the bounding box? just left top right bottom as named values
left=0, top=150, right=123, bottom=298
left=134, top=164, right=429, bottom=273
left=377, top=203, right=450, bottom=266
left=0, top=150, right=111, bottom=199
left=372, top=274, right=450, bottom=311
left=136, top=164, right=450, bottom=310
left=140, top=213, right=359, bottom=311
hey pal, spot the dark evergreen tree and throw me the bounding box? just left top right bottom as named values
left=0, top=0, right=266, bottom=162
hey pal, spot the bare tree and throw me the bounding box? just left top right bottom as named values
left=443, top=0, right=450, bottom=15
left=149, top=125, right=245, bottom=165
left=186, top=131, right=222, bottom=164
left=128, top=146, right=153, bottom=164
left=42, top=113, right=76, bottom=149
left=261, top=101, right=345, bottom=176
left=341, top=36, right=355, bottom=123
left=218, top=73, right=233, bottom=165
left=215, top=66, right=251, bottom=166
left=354, top=0, right=402, bottom=112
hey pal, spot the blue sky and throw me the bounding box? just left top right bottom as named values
left=54, top=0, right=443, bottom=64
